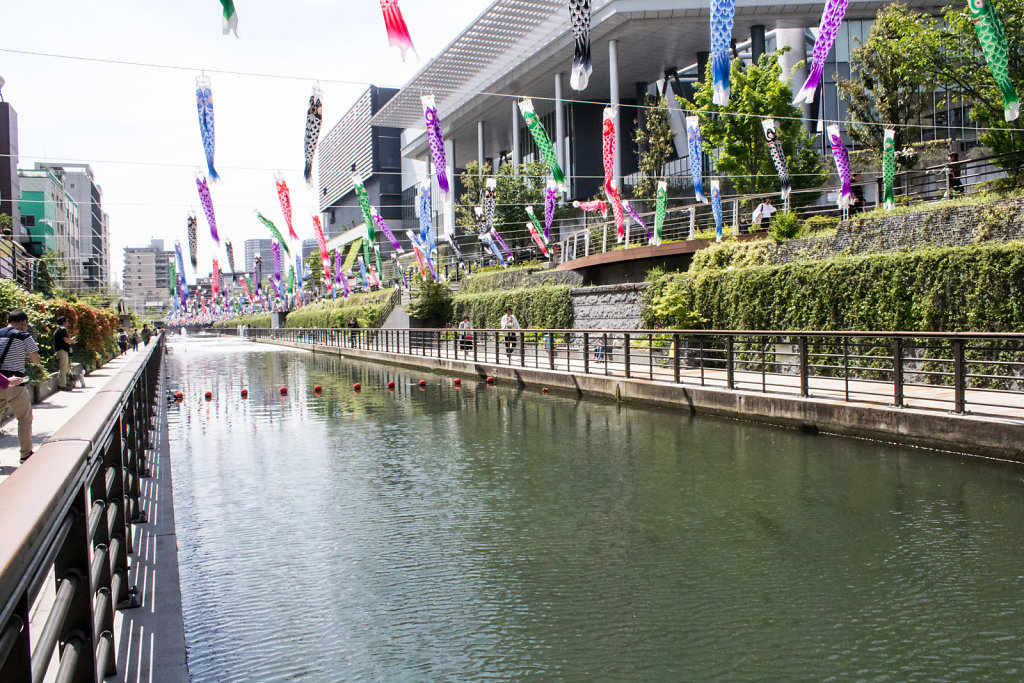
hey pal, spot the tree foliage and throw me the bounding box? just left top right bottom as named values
left=681, top=50, right=827, bottom=203
left=456, top=161, right=571, bottom=242
left=632, top=95, right=677, bottom=204
left=837, top=4, right=934, bottom=149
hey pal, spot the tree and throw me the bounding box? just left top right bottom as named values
left=303, top=251, right=325, bottom=292
left=456, top=161, right=571, bottom=246
left=681, top=50, right=827, bottom=202
left=632, top=95, right=677, bottom=204
left=837, top=4, right=935, bottom=149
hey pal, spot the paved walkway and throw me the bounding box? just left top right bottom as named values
left=0, top=349, right=146, bottom=483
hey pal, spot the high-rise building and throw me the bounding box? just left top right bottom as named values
left=244, top=238, right=274, bottom=275
left=123, top=239, right=175, bottom=314
left=18, top=168, right=83, bottom=290
left=35, top=163, right=111, bottom=290
left=0, top=103, right=20, bottom=234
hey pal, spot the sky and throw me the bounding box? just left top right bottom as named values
left=0, top=0, right=492, bottom=289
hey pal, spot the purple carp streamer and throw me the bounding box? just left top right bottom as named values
left=304, top=87, right=323, bottom=187
left=334, top=250, right=351, bottom=298
left=827, top=124, right=854, bottom=210
left=624, top=202, right=653, bottom=243
left=196, top=176, right=220, bottom=244
left=544, top=179, right=557, bottom=241
left=371, top=208, right=404, bottom=253
left=187, top=213, right=198, bottom=272
left=225, top=241, right=237, bottom=281
left=272, top=242, right=283, bottom=299
left=195, top=76, right=220, bottom=181
left=519, top=99, right=566, bottom=190
left=883, top=128, right=896, bottom=210
left=256, top=212, right=291, bottom=256
left=569, top=0, right=593, bottom=91
left=422, top=95, right=450, bottom=195
left=762, top=119, right=791, bottom=201
left=686, top=115, right=707, bottom=203
left=491, top=228, right=513, bottom=260
left=968, top=0, right=1020, bottom=121
left=711, top=179, right=723, bottom=242
left=710, top=0, right=736, bottom=106
left=794, top=0, right=850, bottom=105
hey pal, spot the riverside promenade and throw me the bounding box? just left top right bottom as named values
left=243, top=328, right=1024, bottom=463
left=0, top=340, right=187, bottom=683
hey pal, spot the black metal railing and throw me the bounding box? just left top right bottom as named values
left=0, top=335, right=165, bottom=683
left=234, top=327, right=1024, bottom=419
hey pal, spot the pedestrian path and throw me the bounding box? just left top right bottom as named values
left=0, top=349, right=146, bottom=484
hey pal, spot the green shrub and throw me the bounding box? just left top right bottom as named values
left=769, top=211, right=802, bottom=242
left=451, top=285, right=573, bottom=329
left=406, top=276, right=453, bottom=323
left=460, top=265, right=581, bottom=294
left=691, top=240, right=772, bottom=272
left=802, top=215, right=840, bottom=234
left=644, top=241, right=1024, bottom=332
left=216, top=314, right=272, bottom=329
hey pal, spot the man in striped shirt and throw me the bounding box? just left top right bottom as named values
left=1, top=310, right=40, bottom=462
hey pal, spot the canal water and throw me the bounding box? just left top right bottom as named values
left=167, top=336, right=1024, bottom=681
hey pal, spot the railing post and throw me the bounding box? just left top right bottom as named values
left=520, top=332, right=526, bottom=367
left=673, top=333, right=681, bottom=384
left=726, top=336, right=735, bottom=390
left=624, top=333, right=631, bottom=379
left=799, top=336, right=809, bottom=398
left=547, top=333, right=554, bottom=370
left=893, top=337, right=904, bottom=408
left=583, top=333, right=590, bottom=375
left=495, top=331, right=500, bottom=365
left=953, top=339, right=966, bottom=414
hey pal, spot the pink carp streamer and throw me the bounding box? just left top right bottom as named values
left=212, top=258, right=220, bottom=297
left=276, top=176, right=298, bottom=241
left=574, top=200, right=608, bottom=218
left=794, top=0, right=850, bottom=104
left=196, top=176, right=220, bottom=244
left=827, top=124, right=854, bottom=210
left=607, top=183, right=626, bottom=243
left=312, top=215, right=332, bottom=291
left=544, top=180, right=557, bottom=241
left=423, top=96, right=450, bottom=195
left=380, top=0, right=418, bottom=61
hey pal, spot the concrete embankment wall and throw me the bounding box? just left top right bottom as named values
left=259, top=338, right=1024, bottom=464
left=570, top=283, right=649, bottom=330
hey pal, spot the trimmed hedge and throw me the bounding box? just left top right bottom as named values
left=451, top=285, right=574, bottom=329
left=460, top=266, right=582, bottom=294
left=644, top=241, right=1024, bottom=332
left=216, top=314, right=272, bottom=329
left=284, top=289, right=396, bottom=329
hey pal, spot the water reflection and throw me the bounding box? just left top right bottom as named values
left=167, top=336, right=1024, bottom=681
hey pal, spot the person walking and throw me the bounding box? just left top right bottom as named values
left=53, top=316, right=76, bottom=392
left=141, top=324, right=152, bottom=345
left=0, top=311, right=41, bottom=463
left=458, top=315, right=473, bottom=352
left=500, top=307, right=520, bottom=360
left=130, top=329, right=140, bottom=352
left=117, top=328, right=129, bottom=355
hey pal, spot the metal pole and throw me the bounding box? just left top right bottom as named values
left=953, top=339, right=966, bottom=414
left=555, top=73, right=566, bottom=184
left=512, top=100, right=521, bottom=171
left=477, top=121, right=485, bottom=171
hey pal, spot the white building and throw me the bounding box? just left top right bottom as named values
left=122, top=239, right=174, bottom=314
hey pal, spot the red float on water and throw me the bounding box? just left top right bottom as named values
left=419, top=379, right=427, bottom=387
left=387, top=381, right=396, bottom=389
left=314, top=385, right=322, bottom=392
left=486, top=377, right=495, bottom=384
left=542, top=387, right=550, bottom=394
left=174, top=392, right=184, bottom=401
left=453, top=378, right=461, bottom=385
left=353, top=383, right=362, bottom=391
left=280, top=387, right=288, bottom=395
left=240, top=389, right=248, bottom=398
left=204, top=391, right=212, bottom=401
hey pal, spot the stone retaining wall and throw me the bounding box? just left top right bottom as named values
left=570, top=283, right=649, bottom=330
left=770, top=198, right=1024, bottom=266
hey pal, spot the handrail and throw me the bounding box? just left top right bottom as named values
left=231, top=326, right=1024, bottom=419
left=0, top=334, right=165, bottom=683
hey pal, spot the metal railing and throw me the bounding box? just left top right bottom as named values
left=558, top=149, right=1022, bottom=264
left=238, top=327, right=1024, bottom=419
left=0, top=335, right=164, bottom=683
